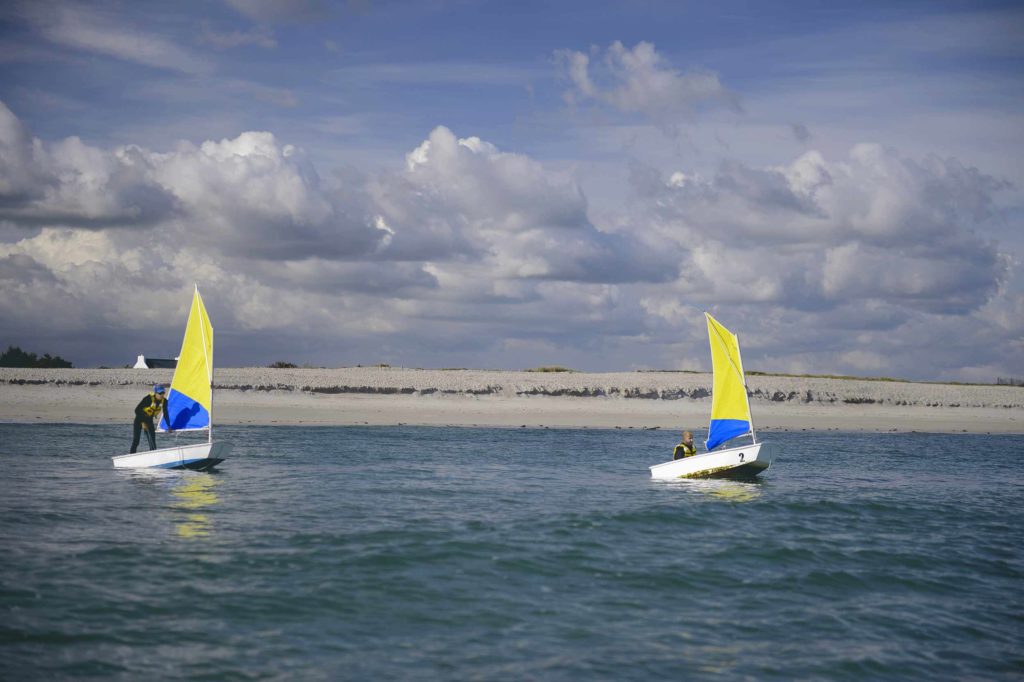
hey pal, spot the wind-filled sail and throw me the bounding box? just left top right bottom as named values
left=159, top=287, right=213, bottom=432
left=705, top=313, right=752, bottom=451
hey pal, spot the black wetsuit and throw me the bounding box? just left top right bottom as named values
left=130, top=394, right=166, bottom=453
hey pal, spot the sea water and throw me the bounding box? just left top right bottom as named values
left=0, top=423, right=1021, bottom=680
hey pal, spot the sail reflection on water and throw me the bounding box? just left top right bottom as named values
left=171, top=474, right=221, bottom=538
left=665, top=478, right=764, bottom=502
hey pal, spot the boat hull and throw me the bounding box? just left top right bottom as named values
left=649, top=442, right=770, bottom=480
left=111, top=441, right=230, bottom=470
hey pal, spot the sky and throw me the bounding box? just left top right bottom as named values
left=1, top=0, right=1022, bottom=380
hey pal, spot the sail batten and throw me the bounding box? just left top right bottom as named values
left=705, top=313, right=753, bottom=451
left=159, top=288, right=214, bottom=432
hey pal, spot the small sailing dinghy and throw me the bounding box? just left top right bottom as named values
left=112, top=286, right=230, bottom=471
left=650, top=313, right=772, bottom=480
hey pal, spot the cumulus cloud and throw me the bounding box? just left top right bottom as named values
left=0, top=104, right=677, bottom=367
left=557, top=41, right=739, bottom=127
left=250, top=259, right=438, bottom=296
left=0, top=104, right=668, bottom=281
left=0, top=108, right=390, bottom=259
left=642, top=144, right=1010, bottom=315
left=150, top=131, right=385, bottom=260
left=0, top=103, right=179, bottom=228
left=626, top=137, right=1020, bottom=379
left=821, top=242, right=1005, bottom=314
left=0, top=99, right=1018, bottom=378
left=383, top=125, right=677, bottom=283
left=0, top=102, right=49, bottom=204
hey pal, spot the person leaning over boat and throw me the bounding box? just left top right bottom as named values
left=673, top=431, right=697, bottom=460
left=130, top=384, right=172, bottom=453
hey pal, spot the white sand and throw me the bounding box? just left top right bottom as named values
left=1, top=367, right=1022, bottom=433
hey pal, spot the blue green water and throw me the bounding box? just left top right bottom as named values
left=1, top=424, right=1022, bottom=680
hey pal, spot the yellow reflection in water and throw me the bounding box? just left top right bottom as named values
left=171, top=475, right=221, bottom=539
left=677, top=479, right=762, bottom=502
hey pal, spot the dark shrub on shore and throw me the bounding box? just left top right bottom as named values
left=0, top=345, right=73, bottom=368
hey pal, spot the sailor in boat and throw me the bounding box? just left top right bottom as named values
left=673, top=430, right=697, bottom=460
left=130, top=384, right=173, bottom=453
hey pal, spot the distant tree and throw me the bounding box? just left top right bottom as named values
left=0, top=345, right=73, bottom=368
left=268, top=361, right=298, bottom=368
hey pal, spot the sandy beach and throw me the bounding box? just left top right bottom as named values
left=1, top=367, right=1022, bottom=434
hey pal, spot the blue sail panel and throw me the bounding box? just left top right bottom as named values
left=160, top=387, right=210, bottom=431
left=706, top=418, right=750, bottom=451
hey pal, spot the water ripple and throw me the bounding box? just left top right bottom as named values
left=1, top=425, right=1022, bottom=680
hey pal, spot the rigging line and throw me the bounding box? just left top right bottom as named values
left=196, top=285, right=212, bottom=384
left=195, top=285, right=213, bottom=444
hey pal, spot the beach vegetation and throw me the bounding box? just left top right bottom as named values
left=636, top=369, right=701, bottom=373
left=268, top=361, right=298, bottom=368
left=745, top=370, right=1023, bottom=387
left=0, top=345, right=73, bottom=368
left=525, top=366, right=577, bottom=373
left=747, top=370, right=904, bottom=382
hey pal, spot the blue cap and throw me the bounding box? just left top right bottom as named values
left=154, top=384, right=165, bottom=394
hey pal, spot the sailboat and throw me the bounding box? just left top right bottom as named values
left=111, top=286, right=231, bottom=470
left=649, top=313, right=772, bottom=480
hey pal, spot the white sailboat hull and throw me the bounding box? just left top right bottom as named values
left=111, top=441, right=230, bottom=471
left=649, top=442, right=770, bottom=480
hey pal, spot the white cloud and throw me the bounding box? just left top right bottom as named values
left=222, top=79, right=299, bottom=107
left=28, top=2, right=209, bottom=74
left=328, top=62, right=538, bottom=86
left=150, top=131, right=384, bottom=260
left=0, top=106, right=386, bottom=258
left=307, top=115, right=366, bottom=137
left=0, top=107, right=672, bottom=367
left=0, top=101, right=1019, bottom=378
left=557, top=41, right=739, bottom=127
left=199, top=22, right=277, bottom=49
left=643, top=143, right=1010, bottom=314
left=0, top=101, right=49, bottom=203
left=225, top=0, right=327, bottom=24
left=387, top=125, right=677, bottom=283
left=838, top=349, right=889, bottom=372
left=0, top=102, right=179, bottom=228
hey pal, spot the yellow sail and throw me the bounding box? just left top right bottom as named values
left=159, top=286, right=213, bottom=431
left=705, top=313, right=752, bottom=450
